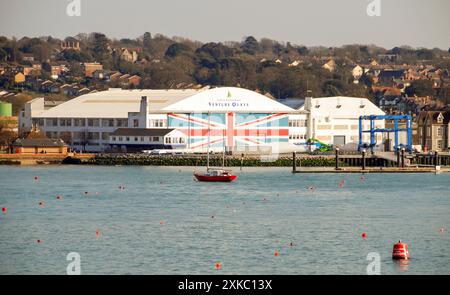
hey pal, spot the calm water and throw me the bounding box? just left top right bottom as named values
left=0, top=166, right=449, bottom=275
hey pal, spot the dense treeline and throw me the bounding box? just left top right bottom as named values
left=1, top=33, right=449, bottom=99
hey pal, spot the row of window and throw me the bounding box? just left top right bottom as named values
left=289, top=134, right=307, bottom=140
left=110, top=136, right=186, bottom=144
left=46, top=131, right=110, bottom=141
left=37, top=118, right=129, bottom=128
left=112, top=136, right=161, bottom=143
left=289, top=119, right=307, bottom=128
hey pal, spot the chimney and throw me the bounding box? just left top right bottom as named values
left=139, top=96, right=149, bottom=128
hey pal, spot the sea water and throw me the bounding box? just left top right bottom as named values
left=0, top=166, right=449, bottom=274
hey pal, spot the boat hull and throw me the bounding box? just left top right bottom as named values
left=194, top=173, right=237, bottom=182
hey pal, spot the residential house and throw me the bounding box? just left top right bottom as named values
left=416, top=111, right=450, bottom=152
left=118, top=48, right=139, bottom=63
left=377, top=69, right=406, bottom=85
left=82, top=62, right=103, bottom=78
left=22, top=54, right=35, bottom=62
left=322, top=59, right=336, bottom=72
left=14, top=72, right=26, bottom=84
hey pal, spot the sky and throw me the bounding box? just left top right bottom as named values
left=0, top=0, right=449, bottom=49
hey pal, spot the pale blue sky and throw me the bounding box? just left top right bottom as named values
left=0, top=0, right=449, bottom=49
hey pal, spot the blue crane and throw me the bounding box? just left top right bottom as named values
left=358, top=115, right=413, bottom=153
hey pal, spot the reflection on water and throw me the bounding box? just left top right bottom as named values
left=394, top=259, right=410, bottom=272
left=0, top=166, right=449, bottom=274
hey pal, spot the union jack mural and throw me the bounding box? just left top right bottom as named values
left=168, top=112, right=289, bottom=150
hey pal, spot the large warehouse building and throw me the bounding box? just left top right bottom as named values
left=19, top=87, right=384, bottom=153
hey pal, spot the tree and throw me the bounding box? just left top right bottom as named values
left=143, top=32, right=152, bottom=49
left=90, top=33, right=110, bottom=64
left=405, top=80, right=434, bottom=97
left=165, top=43, right=193, bottom=58
left=241, top=36, right=259, bottom=55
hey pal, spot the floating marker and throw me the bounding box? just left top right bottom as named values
left=36, top=239, right=42, bottom=244
left=274, top=250, right=280, bottom=257
left=362, top=232, right=367, bottom=238
left=34, top=176, right=39, bottom=181
left=95, top=229, right=101, bottom=238
left=160, top=221, right=165, bottom=225
left=439, top=227, right=445, bottom=233
left=1, top=207, right=7, bottom=213
left=215, top=262, right=221, bottom=270
left=307, top=186, right=316, bottom=191
left=392, top=240, right=410, bottom=260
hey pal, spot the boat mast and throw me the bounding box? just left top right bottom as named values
left=222, top=129, right=225, bottom=169
left=207, top=112, right=210, bottom=170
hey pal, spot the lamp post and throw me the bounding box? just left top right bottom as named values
left=362, top=149, right=366, bottom=170
left=335, top=147, right=340, bottom=170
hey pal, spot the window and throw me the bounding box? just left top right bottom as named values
left=88, top=119, right=99, bottom=127
left=112, top=137, right=116, bottom=141
left=437, top=140, right=443, bottom=150
left=87, top=132, right=99, bottom=140
left=59, top=119, right=69, bottom=126
left=126, top=137, right=130, bottom=142
left=116, top=119, right=128, bottom=127
left=140, top=137, right=144, bottom=142
left=133, top=119, right=139, bottom=128
left=153, top=136, right=160, bottom=142
left=102, top=119, right=114, bottom=127
left=74, top=119, right=85, bottom=127
left=118, top=136, right=123, bottom=141
left=437, top=127, right=443, bottom=137
left=134, top=137, right=138, bottom=142
left=45, top=118, right=58, bottom=127
left=101, top=132, right=109, bottom=140
left=149, top=119, right=166, bottom=127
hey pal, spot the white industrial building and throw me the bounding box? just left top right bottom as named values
left=19, top=87, right=385, bottom=153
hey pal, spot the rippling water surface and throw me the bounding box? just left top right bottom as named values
left=0, top=166, right=449, bottom=274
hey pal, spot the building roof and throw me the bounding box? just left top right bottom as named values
left=13, top=138, right=67, bottom=147
left=161, top=87, right=298, bottom=113
left=110, top=128, right=175, bottom=137
left=276, top=98, right=306, bottom=110
left=299, top=96, right=385, bottom=118
left=31, top=87, right=299, bottom=118
left=32, top=88, right=205, bottom=118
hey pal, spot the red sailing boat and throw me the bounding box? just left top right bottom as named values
left=193, top=113, right=237, bottom=182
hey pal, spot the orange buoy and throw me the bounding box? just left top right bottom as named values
left=159, top=221, right=165, bottom=225
left=392, top=240, right=410, bottom=260
left=95, top=229, right=101, bottom=238
left=362, top=232, right=367, bottom=238
left=274, top=250, right=280, bottom=257
left=1, top=207, right=7, bottom=213
left=215, top=262, right=221, bottom=270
